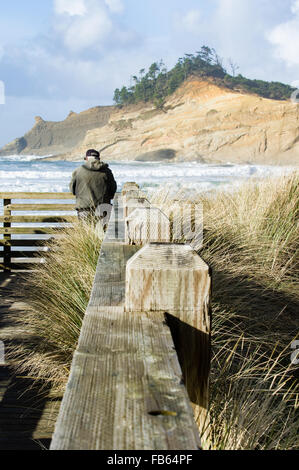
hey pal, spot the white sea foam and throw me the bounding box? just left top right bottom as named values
left=0, top=154, right=52, bottom=162
left=0, top=156, right=295, bottom=195
left=0, top=156, right=296, bottom=253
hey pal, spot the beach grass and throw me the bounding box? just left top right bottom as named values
left=152, top=172, right=298, bottom=449
left=11, top=220, right=103, bottom=394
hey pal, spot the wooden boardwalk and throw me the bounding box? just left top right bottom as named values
left=51, top=190, right=211, bottom=450
left=0, top=273, right=61, bottom=450
left=0, top=187, right=211, bottom=450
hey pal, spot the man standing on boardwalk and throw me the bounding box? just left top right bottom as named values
left=70, top=149, right=117, bottom=224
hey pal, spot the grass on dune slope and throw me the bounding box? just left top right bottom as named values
left=11, top=221, right=103, bottom=394
left=152, top=172, right=298, bottom=449
left=9, top=172, right=299, bottom=449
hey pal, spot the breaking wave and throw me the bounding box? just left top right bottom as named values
left=0, top=155, right=295, bottom=195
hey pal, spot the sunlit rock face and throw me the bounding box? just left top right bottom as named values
left=1, top=78, right=299, bottom=165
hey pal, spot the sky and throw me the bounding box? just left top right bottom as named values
left=1, top=0, right=299, bottom=147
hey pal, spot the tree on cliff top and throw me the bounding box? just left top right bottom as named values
left=113, top=46, right=295, bottom=106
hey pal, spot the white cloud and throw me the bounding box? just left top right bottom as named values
left=175, top=9, right=201, bottom=34
left=0, top=0, right=140, bottom=105
left=6, top=35, right=152, bottom=104
left=54, top=0, right=114, bottom=52
left=63, top=10, right=112, bottom=51
left=291, top=0, right=299, bottom=13
left=54, top=0, right=87, bottom=16
left=104, top=0, right=124, bottom=14
left=267, top=0, right=299, bottom=66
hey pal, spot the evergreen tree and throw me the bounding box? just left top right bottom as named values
left=113, top=47, right=295, bottom=106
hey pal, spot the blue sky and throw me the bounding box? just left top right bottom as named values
left=1, top=0, right=299, bottom=147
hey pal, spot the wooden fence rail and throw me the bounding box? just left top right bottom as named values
left=50, top=183, right=211, bottom=450
left=0, top=192, right=76, bottom=272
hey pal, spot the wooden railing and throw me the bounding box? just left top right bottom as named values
left=0, top=192, right=76, bottom=272
left=50, top=183, right=211, bottom=450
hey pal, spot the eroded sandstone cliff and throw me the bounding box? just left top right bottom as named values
left=0, top=106, right=112, bottom=156
left=1, top=78, right=299, bottom=165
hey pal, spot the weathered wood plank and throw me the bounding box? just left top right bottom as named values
left=3, top=199, right=11, bottom=272
left=125, top=243, right=211, bottom=436
left=100, top=195, right=125, bottom=243
left=121, top=182, right=139, bottom=192
left=0, top=192, right=75, bottom=200
left=161, top=201, right=204, bottom=251
left=122, top=189, right=147, bottom=201
left=0, top=216, right=77, bottom=223
left=0, top=251, right=48, bottom=258
left=126, top=243, right=210, bottom=313
left=123, top=197, right=151, bottom=218
left=50, top=307, right=200, bottom=450
left=0, top=239, right=50, bottom=247
left=88, top=243, right=139, bottom=306
left=0, top=262, right=45, bottom=270
left=125, top=207, right=171, bottom=245
left=5, top=204, right=76, bottom=212
left=0, top=227, right=66, bottom=235
left=104, top=221, right=125, bottom=243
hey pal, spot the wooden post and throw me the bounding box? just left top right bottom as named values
left=125, top=243, right=211, bottom=437
left=122, top=182, right=139, bottom=191
left=3, top=199, right=11, bottom=272
left=122, top=189, right=148, bottom=219
left=125, top=207, right=171, bottom=245
left=121, top=182, right=140, bottom=197
left=161, top=201, right=203, bottom=251
left=123, top=197, right=151, bottom=219
left=122, top=189, right=147, bottom=202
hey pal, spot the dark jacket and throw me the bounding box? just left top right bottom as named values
left=70, top=159, right=117, bottom=210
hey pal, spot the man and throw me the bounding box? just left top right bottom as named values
left=70, top=149, right=117, bottom=224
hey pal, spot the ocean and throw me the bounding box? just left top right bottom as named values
left=0, top=156, right=294, bottom=253
left=0, top=155, right=293, bottom=196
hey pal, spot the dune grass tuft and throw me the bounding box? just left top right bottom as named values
left=12, top=220, right=103, bottom=394
left=153, top=172, right=299, bottom=449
